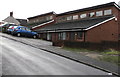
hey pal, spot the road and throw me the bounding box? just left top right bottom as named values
left=0, top=33, right=109, bottom=75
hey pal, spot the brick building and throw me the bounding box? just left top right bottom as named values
left=27, top=2, right=120, bottom=47
left=27, top=11, right=56, bottom=29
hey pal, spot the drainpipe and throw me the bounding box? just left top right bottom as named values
left=84, top=31, right=86, bottom=42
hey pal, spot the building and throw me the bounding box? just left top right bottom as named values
left=27, top=11, right=56, bottom=30
left=3, top=12, right=27, bottom=26
left=27, top=2, right=120, bottom=49
left=35, top=2, right=119, bottom=44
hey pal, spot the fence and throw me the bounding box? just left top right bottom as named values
left=53, top=40, right=120, bottom=51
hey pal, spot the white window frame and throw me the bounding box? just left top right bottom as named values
left=89, top=12, right=95, bottom=17
left=73, top=15, right=78, bottom=20
left=50, top=16, right=53, bottom=20
left=62, top=32, right=66, bottom=40
left=67, top=16, right=72, bottom=20
left=96, top=11, right=103, bottom=16
left=80, top=14, right=87, bottom=18
left=104, top=9, right=112, bottom=15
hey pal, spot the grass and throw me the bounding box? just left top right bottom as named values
left=99, top=55, right=120, bottom=66
left=63, top=47, right=120, bottom=66
left=63, top=47, right=94, bottom=52
left=99, top=49, right=120, bottom=66
left=102, top=49, right=120, bottom=55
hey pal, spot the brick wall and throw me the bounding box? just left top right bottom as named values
left=86, top=19, right=118, bottom=43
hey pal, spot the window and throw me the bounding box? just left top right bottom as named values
left=73, top=15, right=78, bottom=20
left=104, top=9, right=112, bottom=15
left=50, top=16, right=53, bottom=19
left=58, top=17, right=66, bottom=21
left=89, top=12, right=95, bottom=17
left=47, top=33, right=52, bottom=40
left=58, top=32, right=66, bottom=40
left=67, top=16, right=72, bottom=20
left=62, top=32, right=66, bottom=40
left=46, top=17, right=50, bottom=20
left=36, top=19, right=39, bottom=22
left=77, top=32, right=83, bottom=39
left=96, top=11, right=103, bottom=16
left=80, top=14, right=87, bottom=18
left=21, top=27, right=26, bottom=30
left=33, top=20, right=36, bottom=23
left=70, top=32, right=75, bottom=40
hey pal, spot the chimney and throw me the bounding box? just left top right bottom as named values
left=10, top=12, right=13, bottom=17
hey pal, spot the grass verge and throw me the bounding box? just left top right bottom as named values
left=63, top=47, right=120, bottom=66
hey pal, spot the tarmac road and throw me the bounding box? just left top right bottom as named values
left=0, top=36, right=109, bottom=75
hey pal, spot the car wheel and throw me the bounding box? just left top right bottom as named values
left=33, top=35, right=37, bottom=39
left=17, top=33, right=21, bottom=37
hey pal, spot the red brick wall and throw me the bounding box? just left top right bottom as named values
left=86, top=19, right=118, bottom=43
left=56, top=6, right=116, bottom=23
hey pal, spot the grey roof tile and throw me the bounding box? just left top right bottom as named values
left=37, top=15, right=114, bottom=32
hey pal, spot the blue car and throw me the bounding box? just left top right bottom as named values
left=12, top=26, right=38, bottom=38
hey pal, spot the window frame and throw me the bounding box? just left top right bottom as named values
left=73, top=15, right=79, bottom=20
left=67, top=16, right=72, bottom=20
left=96, top=11, right=103, bottom=16
left=89, top=12, right=95, bottom=17
left=104, top=9, right=112, bottom=15
left=77, top=32, right=83, bottom=40
left=80, top=13, right=87, bottom=18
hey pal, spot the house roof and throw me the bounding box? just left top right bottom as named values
left=37, top=15, right=114, bottom=32
left=3, top=16, right=20, bottom=25
left=57, top=2, right=119, bottom=17
left=16, top=19, right=27, bottom=26
left=28, top=11, right=56, bottom=19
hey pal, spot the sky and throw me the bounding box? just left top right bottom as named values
left=0, top=0, right=120, bottom=21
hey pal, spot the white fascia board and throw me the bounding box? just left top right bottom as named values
left=84, top=17, right=115, bottom=31
left=32, top=20, right=54, bottom=29
left=114, top=3, right=120, bottom=10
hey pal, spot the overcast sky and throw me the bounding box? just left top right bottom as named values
left=0, top=0, right=119, bottom=21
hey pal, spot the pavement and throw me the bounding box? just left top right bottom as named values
left=0, top=33, right=119, bottom=76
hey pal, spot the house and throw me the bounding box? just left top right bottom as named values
left=34, top=2, right=119, bottom=45
left=3, top=12, right=27, bottom=26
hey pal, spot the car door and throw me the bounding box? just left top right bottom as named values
left=21, top=27, right=28, bottom=36
left=25, top=28, right=32, bottom=37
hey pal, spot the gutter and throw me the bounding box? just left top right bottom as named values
left=32, top=20, right=55, bottom=30
left=84, top=17, right=116, bottom=31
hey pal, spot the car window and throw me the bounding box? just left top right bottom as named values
left=8, top=26, right=13, bottom=28
left=14, top=26, right=18, bottom=29
left=21, top=27, right=26, bottom=30
left=26, top=28, right=31, bottom=31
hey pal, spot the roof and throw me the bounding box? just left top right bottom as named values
left=28, top=11, right=56, bottom=19
left=37, top=15, right=114, bottom=32
left=3, top=16, right=20, bottom=25
left=57, top=2, right=119, bottom=17
left=16, top=19, right=27, bottom=26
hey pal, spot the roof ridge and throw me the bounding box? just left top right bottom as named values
left=28, top=11, right=56, bottom=19
left=57, top=2, right=116, bottom=16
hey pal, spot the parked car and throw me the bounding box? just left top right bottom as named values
left=0, top=23, right=16, bottom=33
left=7, top=25, right=18, bottom=34
left=12, top=26, right=38, bottom=38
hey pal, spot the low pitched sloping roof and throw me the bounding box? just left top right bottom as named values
left=37, top=15, right=114, bottom=32
left=57, top=2, right=119, bottom=16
